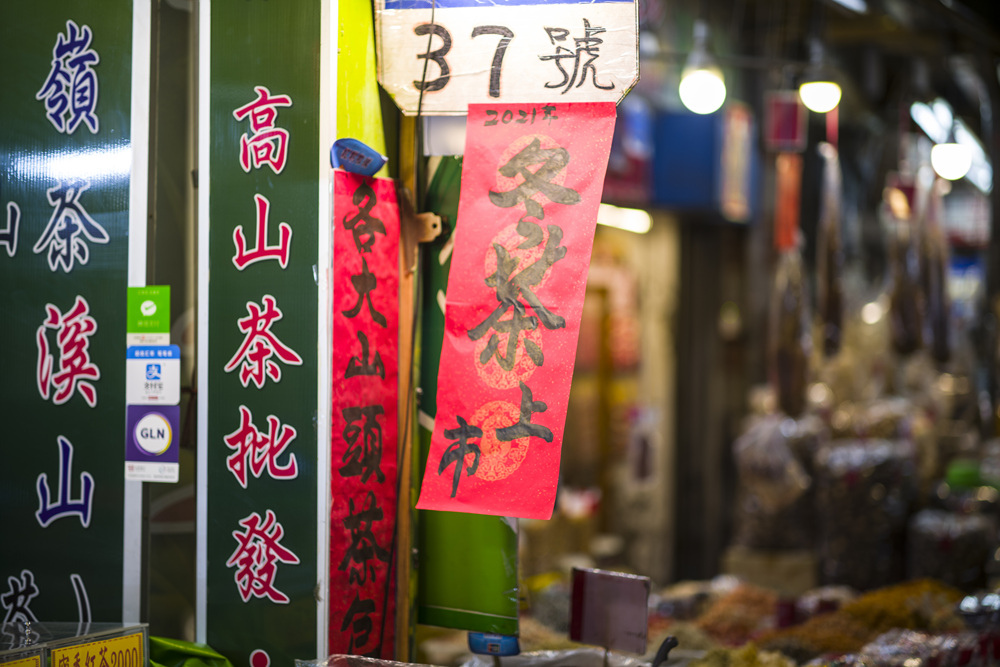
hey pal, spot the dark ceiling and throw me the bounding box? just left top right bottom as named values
left=826, top=0, right=1000, bottom=134
left=652, top=0, right=1000, bottom=155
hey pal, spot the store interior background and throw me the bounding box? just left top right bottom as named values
left=143, top=0, right=1000, bottom=654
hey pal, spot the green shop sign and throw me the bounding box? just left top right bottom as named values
left=0, top=0, right=147, bottom=624
left=198, top=1, right=332, bottom=664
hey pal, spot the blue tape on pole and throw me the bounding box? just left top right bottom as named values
left=331, top=138, right=388, bottom=177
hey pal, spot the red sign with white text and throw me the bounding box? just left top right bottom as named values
left=417, top=102, right=616, bottom=519
left=330, top=171, right=399, bottom=657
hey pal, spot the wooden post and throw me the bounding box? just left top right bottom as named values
left=396, top=114, right=419, bottom=660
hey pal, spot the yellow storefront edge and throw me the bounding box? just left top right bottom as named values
left=337, top=0, right=388, bottom=179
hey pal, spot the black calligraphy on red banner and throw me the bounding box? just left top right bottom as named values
left=329, top=171, right=399, bottom=657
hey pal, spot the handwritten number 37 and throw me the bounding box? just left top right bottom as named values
left=414, top=24, right=514, bottom=98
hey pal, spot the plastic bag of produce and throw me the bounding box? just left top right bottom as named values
left=462, top=649, right=647, bottom=667
left=815, top=439, right=915, bottom=590
left=298, top=658, right=444, bottom=667
left=734, top=415, right=812, bottom=512
left=732, top=414, right=824, bottom=550
left=858, top=629, right=978, bottom=667
left=907, top=509, right=996, bottom=591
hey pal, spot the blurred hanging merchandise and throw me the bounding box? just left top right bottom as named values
left=816, top=143, right=845, bottom=360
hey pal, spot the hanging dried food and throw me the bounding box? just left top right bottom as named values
left=919, top=183, right=951, bottom=365
left=770, top=250, right=811, bottom=418
left=888, top=210, right=925, bottom=356
left=816, top=143, right=844, bottom=358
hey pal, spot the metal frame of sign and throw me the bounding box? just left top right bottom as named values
left=196, top=0, right=337, bottom=660
left=195, top=1, right=210, bottom=642
left=319, top=0, right=338, bottom=655
left=124, top=0, right=152, bottom=623
left=195, top=0, right=210, bottom=644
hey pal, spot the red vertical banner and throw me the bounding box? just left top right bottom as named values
left=416, top=102, right=617, bottom=520
left=330, top=171, right=399, bottom=657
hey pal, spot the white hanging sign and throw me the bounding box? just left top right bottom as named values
left=376, top=0, right=638, bottom=116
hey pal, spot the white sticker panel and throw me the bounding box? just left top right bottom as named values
left=126, top=345, right=181, bottom=404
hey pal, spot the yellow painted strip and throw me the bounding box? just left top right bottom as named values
left=337, top=0, right=388, bottom=177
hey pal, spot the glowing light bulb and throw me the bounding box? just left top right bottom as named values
left=861, top=301, right=884, bottom=325
left=931, top=142, right=972, bottom=181
left=799, top=81, right=841, bottom=113
left=679, top=20, right=726, bottom=115
left=680, top=68, right=727, bottom=114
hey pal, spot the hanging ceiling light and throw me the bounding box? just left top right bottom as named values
left=911, top=98, right=991, bottom=191
left=799, top=81, right=841, bottom=113
left=679, top=20, right=726, bottom=115
left=799, top=39, right=841, bottom=113
left=931, top=121, right=973, bottom=181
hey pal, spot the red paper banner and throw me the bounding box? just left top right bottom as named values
left=416, top=102, right=617, bottom=519
left=330, top=171, right=399, bottom=657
